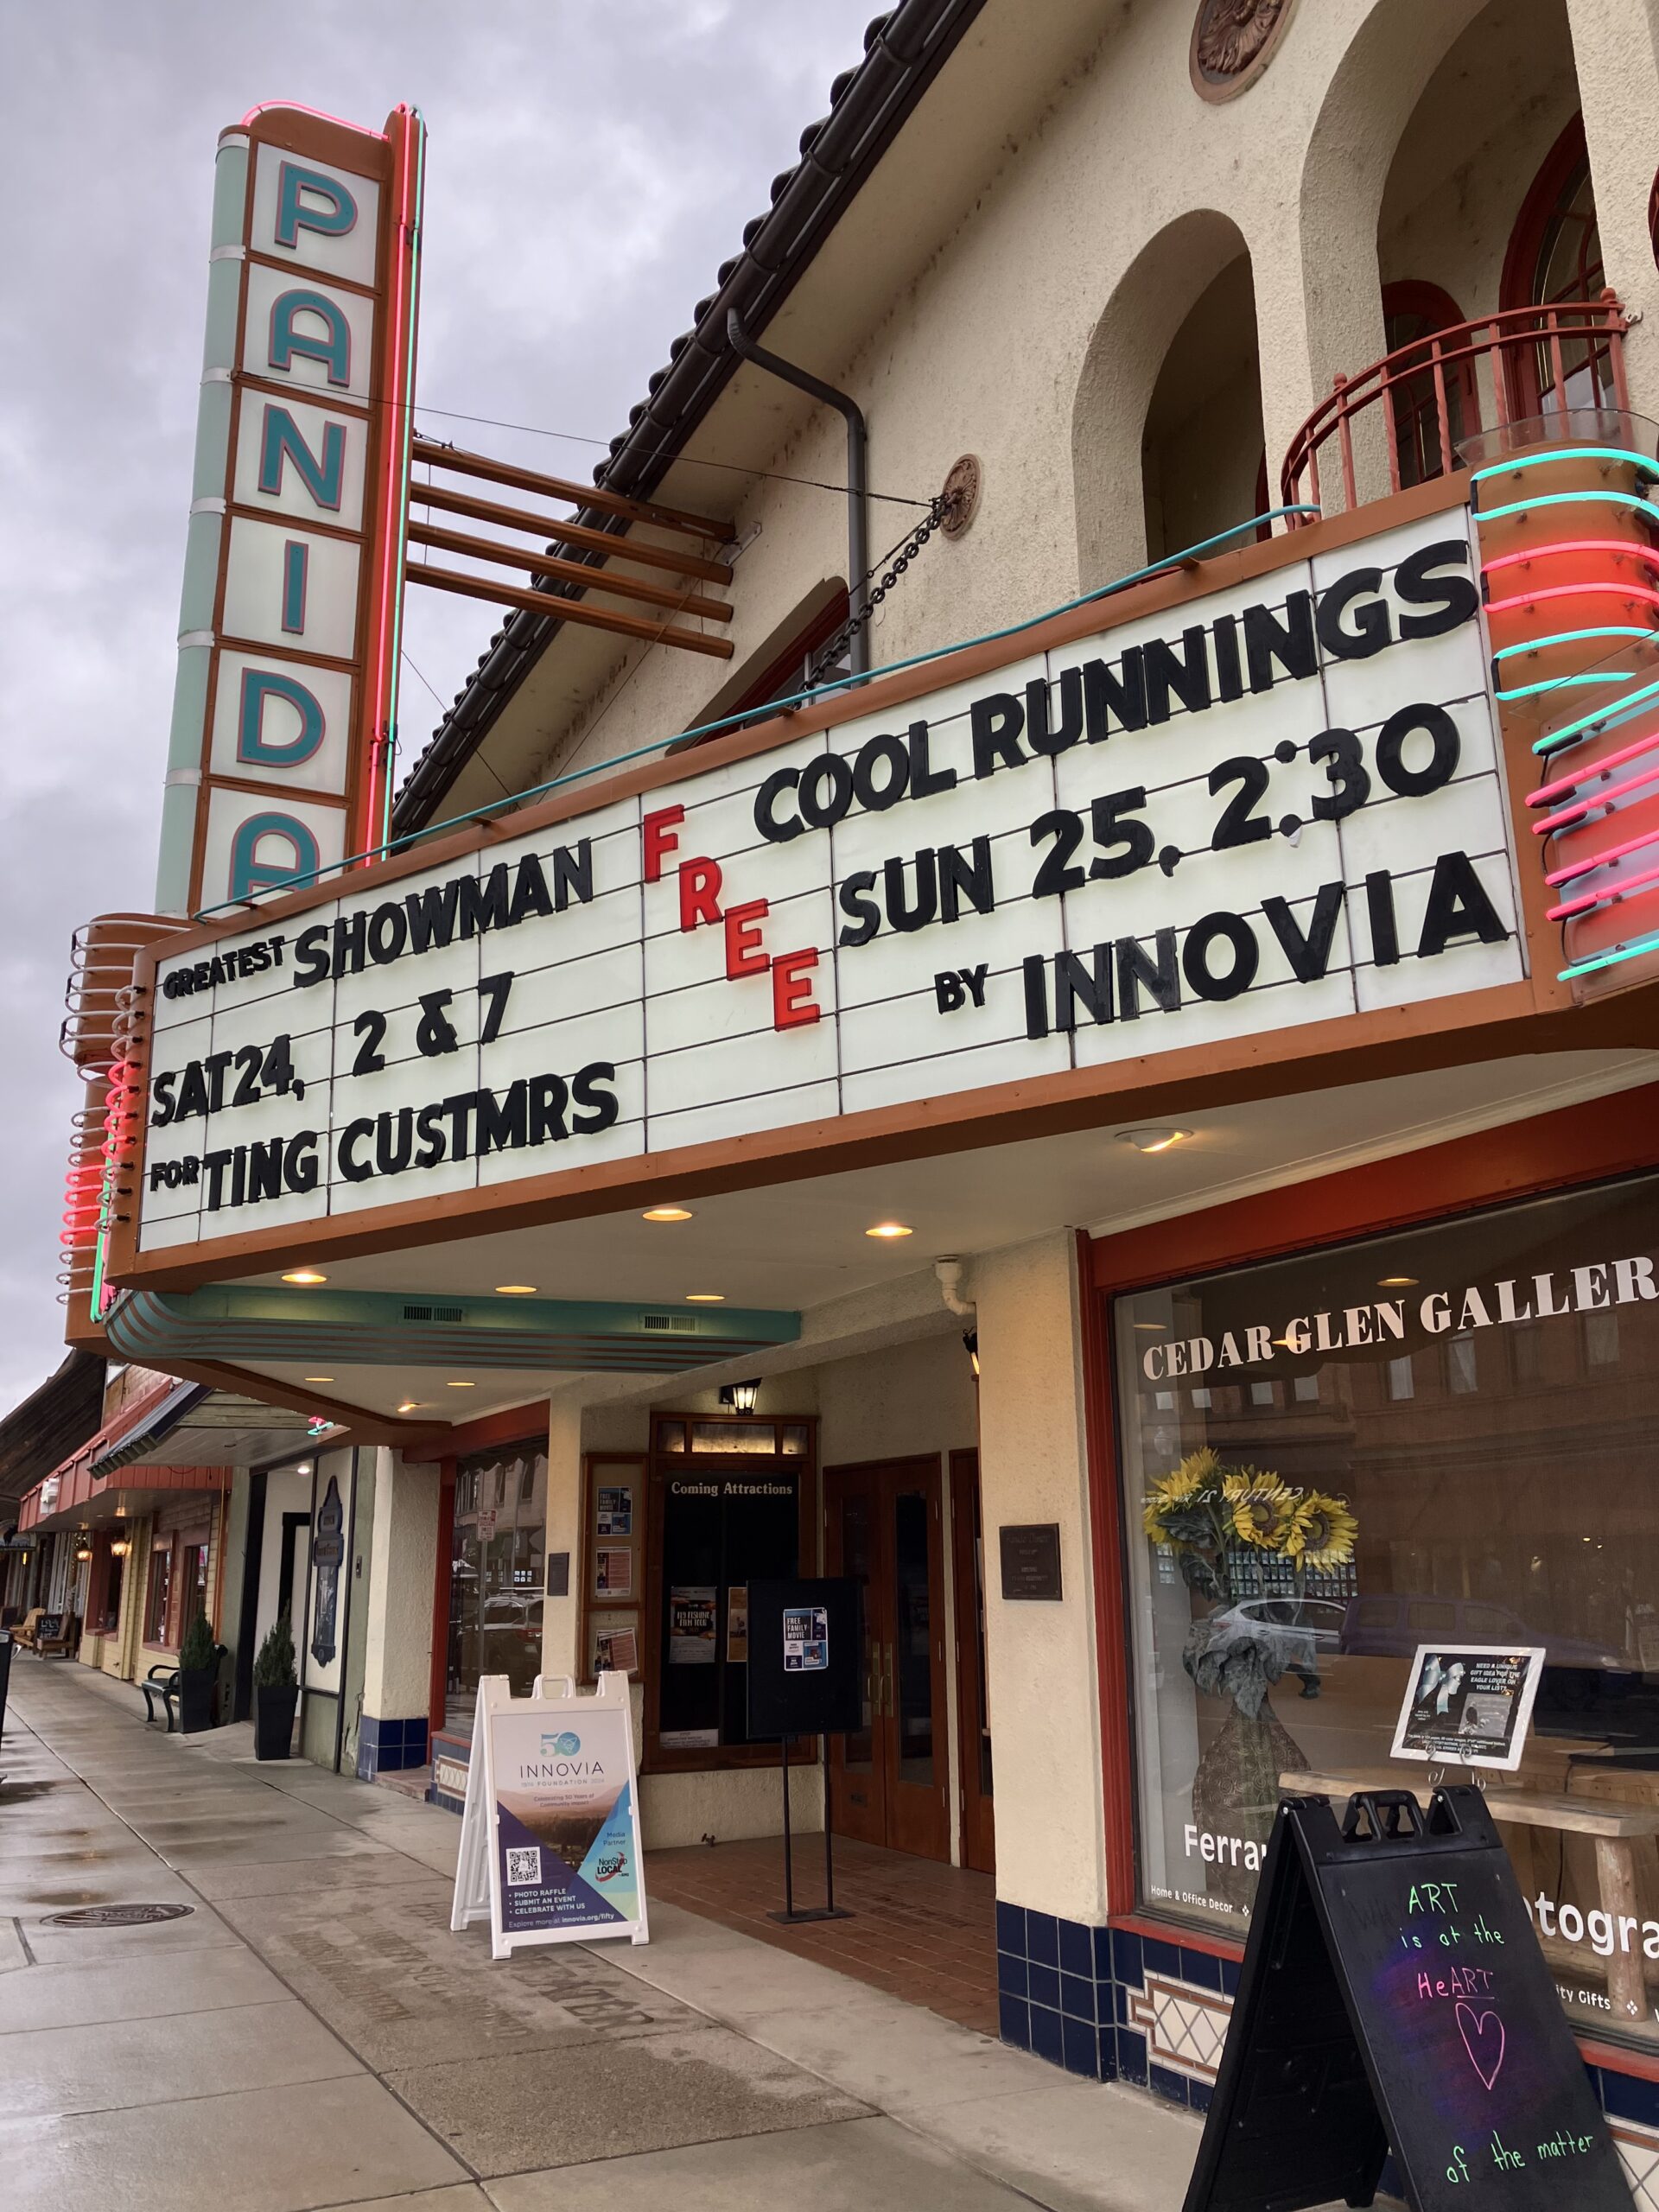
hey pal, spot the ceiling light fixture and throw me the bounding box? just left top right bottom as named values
left=447, top=1381, right=475, bottom=1389
left=1132, top=1321, right=1167, bottom=1332
left=719, top=1378, right=761, bottom=1413
left=493, top=1284, right=537, bottom=1296
left=1378, top=1275, right=1419, bottom=1288
left=397, top=1401, right=423, bottom=1414
left=1115, top=1129, right=1192, bottom=1154
left=685, top=1292, right=725, bottom=1304
left=865, top=1221, right=913, bottom=1239
left=643, top=1206, right=694, bottom=1223
left=282, top=1268, right=328, bottom=1285
left=303, top=1376, right=335, bottom=1383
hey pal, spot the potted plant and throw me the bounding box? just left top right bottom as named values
left=176, top=1607, right=219, bottom=1734
left=251, top=1610, right=298, bottom=1761
left=1144, top=1448, right=1357, bottom=1901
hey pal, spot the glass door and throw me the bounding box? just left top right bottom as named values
left=826, top=1457, right=950, bottom=1860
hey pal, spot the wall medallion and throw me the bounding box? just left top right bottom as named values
left=1190, top=0, right=1296, bottom=102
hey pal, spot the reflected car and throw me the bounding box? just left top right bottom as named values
left=1209, top=1596, right=1348, bottom=1669
left=1338, top=1593, right=1622, bottom=1669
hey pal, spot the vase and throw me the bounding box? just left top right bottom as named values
left=1189, top=1694, right=1309, bottom=1909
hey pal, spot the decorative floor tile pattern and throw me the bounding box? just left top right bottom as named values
left=1127, top=1974, right=1230, bottom=2083
left=645, top=1835, right=1000, bottom=2037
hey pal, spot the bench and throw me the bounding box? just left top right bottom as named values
left=11, top=1610, right=78, bottom=1657
left=141, top=1664, right=181, bottom=1731
left=139, top=1645, right=229, bottom=1732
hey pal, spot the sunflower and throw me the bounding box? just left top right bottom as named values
left=1286, top=1492, right=1357, bottom=1569
left=1142, top=1448, right=1220, bottom=1542
left=1229, top=1474, right=1296, bottom=1551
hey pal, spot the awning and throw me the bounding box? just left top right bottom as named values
left=0, top=1350, right=106, bottom=1507
left=87, top=1384, right=315, bottom=1478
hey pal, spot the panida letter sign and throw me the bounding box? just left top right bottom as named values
left=118, top=503, right=1540, bottom=1277
left=155, top=104, right=424, bottom=918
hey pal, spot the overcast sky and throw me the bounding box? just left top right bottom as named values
left=0, top=1, right=880, bottom=1409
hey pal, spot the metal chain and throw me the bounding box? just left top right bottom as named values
left=807, top=499, right=946, bottom=684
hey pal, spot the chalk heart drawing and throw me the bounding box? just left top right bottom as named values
left=1455, top=2001, right=1506, bottom=2091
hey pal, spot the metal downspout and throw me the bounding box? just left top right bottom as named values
left=727, top=310, right=868, bottom=674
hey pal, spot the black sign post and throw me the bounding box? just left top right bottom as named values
left=747, top=1578, right=860, bottom=1926
left=1185, top=1786, right=1632, bottom=2212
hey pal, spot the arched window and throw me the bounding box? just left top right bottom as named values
left=1501, top=116, right=1615, bottom=416
left=1381, top=282, right=1479, bottom=488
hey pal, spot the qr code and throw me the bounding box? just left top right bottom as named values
left=505, top=1846, right=542, bottom=1888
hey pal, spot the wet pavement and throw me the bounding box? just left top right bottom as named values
left=0, top=1658, right=1203, bottom=2211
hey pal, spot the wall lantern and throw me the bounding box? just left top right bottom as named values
left=110, top=1535, right=130, bottom=1559
left=963, top=1330, right=980, bottom=1379
left=719, top=1379, right=762, bottom=1414
left=74, top=1535, right=93, bottom=1562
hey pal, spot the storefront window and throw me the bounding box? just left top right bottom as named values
left=446, top=1440, right=546, bottom=1721
left=1116, top=1172, right=1659, bottom=2049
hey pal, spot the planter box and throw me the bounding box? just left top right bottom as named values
left=177, top=1665, right=216, bottom=1734
left=253, top=1682, right=299, bottom=1760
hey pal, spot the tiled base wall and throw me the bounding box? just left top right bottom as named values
left=995, top=1903, right=1659, bottom=2208
left=355, top=1713, right=429, bottom=1778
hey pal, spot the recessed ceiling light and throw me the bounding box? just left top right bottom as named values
left=643, top=1206, right=694, bottom=1223
left=865, top=1222, right=913, bottom=1239
left=494, top=1284, right=537, bottom=1295
left=283, top=1268, right=327, bottom=1285
left=1115, top=1129, right=1192, bottom=1154
left=1378, top=1275, right=1419, bottom=1288
left=447, top=1381, right=475, bottom=1389
left=303, top=1376, right=335, bottom=1383
left=397, top=1400, right=423, bottom=1414
left=685, top=1292, right=726, bottom=1303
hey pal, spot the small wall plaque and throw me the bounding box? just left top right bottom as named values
left=545, top=1551, right=571, bottom=1599
left=999, top=1522, right=1063, bottom=1601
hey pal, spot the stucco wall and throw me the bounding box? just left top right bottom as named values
left=975, top=1230, right=1107, bottom=1923
left=361, top=1450, right=440, bottom=1722
left=465, top=0, right=1659, bottom=818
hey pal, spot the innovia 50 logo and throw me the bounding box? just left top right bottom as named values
left=541, top=1730, right=581, bottom=1757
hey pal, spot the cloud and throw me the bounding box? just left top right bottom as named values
left=0, top=0, right=878, bottom=1407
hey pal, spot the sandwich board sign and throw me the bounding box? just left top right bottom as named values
left=449, top=1671, right=647, bottom=1960
left=1183, top=1785, right=1631, bottom=2212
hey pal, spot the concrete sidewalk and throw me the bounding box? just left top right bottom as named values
left=0, top=1659, right=1201, bottom=2212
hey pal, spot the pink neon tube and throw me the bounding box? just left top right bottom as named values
left=1549, top=856, right=1659, bottom=921
left=1482, top=538, right=1659, bottom=578
left=1530, top=725, right=1659, bottom=806
left=1546, top=821, right=1659, bottom=887
left=1485, top=580, right=1659, bottom=618
left=1533, top=754, right=1659, bottom=836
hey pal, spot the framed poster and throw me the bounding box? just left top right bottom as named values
left=1389, top=1643, right=1548, bottom=1770
left=578, top=1455, right=645, bottom=1688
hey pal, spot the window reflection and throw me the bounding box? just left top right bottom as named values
left=1117, top=1173, right=1659, bottom=2049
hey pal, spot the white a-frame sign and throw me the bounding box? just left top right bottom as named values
left=450, top=1673, right=649, bottom=1960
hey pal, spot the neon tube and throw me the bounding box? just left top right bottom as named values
left=1548, top=857, right=1659, bottom=921
left=1483, top=538, right=1659, bottom=580
left=1498, top=671, right=1635, bottom=702
left=1545, top=822, right=1659, bottom=887
left=1533, top=674, right=1659, bottom=753
left=1471, top=446, right=1658, bottom=483
left=1559, top=922, right=1659, bottom=982
left=1530, top=724, right=1659, bottom=804
left=1491, top=626, right=1655, bottom=663
left=1532, top=755, right=1659, bottom=835
left=1474, top=489, right=1659, bottom=524
left=1484, top=582, right=1659, bottom=618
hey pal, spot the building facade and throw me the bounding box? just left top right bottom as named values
left=24, top=0, right=1659, bottom=2179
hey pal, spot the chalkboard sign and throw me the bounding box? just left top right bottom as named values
left=745, top=1579, right=861, bottom=1739
left=1185, top=1787, right=1632, bottom=2212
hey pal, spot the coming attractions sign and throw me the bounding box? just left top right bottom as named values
left=119, top=503, right=1535, bottom=1276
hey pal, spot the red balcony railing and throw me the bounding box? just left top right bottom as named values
left=1281, top=295, right=1631, bottom=519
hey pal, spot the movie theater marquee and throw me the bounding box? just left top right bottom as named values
left=127, top=507, right=1527, bottom=1267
